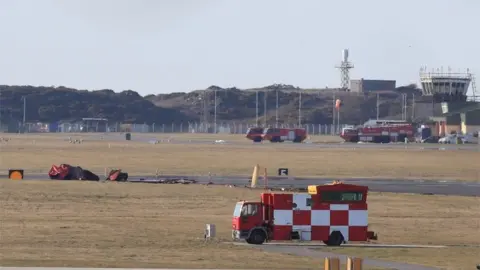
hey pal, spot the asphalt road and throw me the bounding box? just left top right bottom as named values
left=65, top=132, right=480, bottom=151
left=10, top=173, right=480, bottom=197
left=244, top=244, right=441, bottom=270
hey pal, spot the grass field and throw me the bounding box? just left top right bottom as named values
left=0, top=133, right=479, bottom=181
left=0, top=181, right=478, bottom=269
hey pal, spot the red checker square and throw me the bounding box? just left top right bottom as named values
left=292, top=210, right=311, bottom=225
left=348, top=226, right=368, bottom=241
left=272, top=194, right=293, bottom=210
left=272, top=225, right=292, bottom=240
left=311, top=201, right=330, bottom=210
left=349, top=203, right=368, bottom=210
left=311, top=225, right=330, bottom=241
left=330, top=210, right=349, bottom=226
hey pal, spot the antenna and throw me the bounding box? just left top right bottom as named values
left=335, top=49, right=354, bottom=91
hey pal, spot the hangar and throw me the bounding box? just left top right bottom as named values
left=430, top=102, right=480, bottom=136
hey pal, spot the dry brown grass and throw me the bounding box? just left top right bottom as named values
left=0, top=181, right=478, bottom=269
left=0, top=180, right=388, bottom=269
left=0, top=133, right=479, bottom=181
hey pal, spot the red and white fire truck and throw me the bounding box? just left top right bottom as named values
left=246, top=127, right=307, bottom=143
left=232, top=181, right=377, bottom=246
left=340, top=119, right=415, bottom=143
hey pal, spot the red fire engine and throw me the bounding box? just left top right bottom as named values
left=245, top=127, right=264, bottom=142
left=232, top=182, right=377, bottom=246
left=340, top=120, right=415, bottom=143
left=246, top=127, right=307, bottom=143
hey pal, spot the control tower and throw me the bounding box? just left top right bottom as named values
left=419, top=67, right=474, bottom=103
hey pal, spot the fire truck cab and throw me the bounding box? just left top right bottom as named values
left=261, top=128, right=307, bottom=143
left=232, top=182, right=377, bottom=246
left=245, top=127, right=264, bottom=142
left=246, top=127, right=307, bottom=143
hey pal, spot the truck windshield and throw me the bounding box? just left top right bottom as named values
left=263, top=128, right=279, bottom=134
left=233, top=202, right=243, bottom=217
left=321, top=191, right=364, bottom=202
left=246, top=128, right=263, bottom=135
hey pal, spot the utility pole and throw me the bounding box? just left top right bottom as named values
left=22, top=96, right=26, bottom=126
left=332, top=92, right=336, bottom=135
left=412, top=93, right=415, bottom=121
left=298, top=91, right=302, bottom=127
left=203, top=91, right=208, bottom=132
left=376, top=93, right=380, bottom=120
left=275, top=89, right=279, bottom=128
left=255, top=90, right=259, bottom=126
left=263, top=91, right=267, bottom=127
left=214, top=89, right=217, bottom=134
left=403, top=94, right=407, bottom=121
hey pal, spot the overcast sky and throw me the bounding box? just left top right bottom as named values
left=1, top=0, right=478, bottom=96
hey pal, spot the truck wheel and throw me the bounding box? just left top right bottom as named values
left=270, top=137, right=280, bottom=143
left=293, top=137, right=302, bottom=143
left=253, top=137, right=262, bottom=143
left=350, top=136, right=359, bottom=143
left=323, top=231, right=344, bottom=246
left=246, top=229, right=266, bottom=245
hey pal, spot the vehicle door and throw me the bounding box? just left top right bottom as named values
left=288, top=130, right=295, bottom=141
left=239, top=203, right=263, bottom=230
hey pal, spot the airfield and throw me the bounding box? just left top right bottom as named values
left=0, top=132, right=479, bottom=270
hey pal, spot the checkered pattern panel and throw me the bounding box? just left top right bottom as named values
left=270, top=193, right=369, bottom=242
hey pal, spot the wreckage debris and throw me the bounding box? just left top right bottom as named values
left=48, top=164, right=100, bottom=181
left=128, top=178, right=197, bottom=184
left=106, top=169, right=129, bottom=181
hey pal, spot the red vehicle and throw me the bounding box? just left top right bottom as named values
left=232, top=181, right=377, bottom=246
left=245, top=127, right=264, bottom=142
left=341, top=121, right=415, bottom=143
left=246, top=127, right=307, bottom=143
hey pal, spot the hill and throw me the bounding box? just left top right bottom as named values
left=0, top=84, right=426, bottom=126
left=0, top=85, right=192, bottom=124
left=147, top=84, right=425, bottom=125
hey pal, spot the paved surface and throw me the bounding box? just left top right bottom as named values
left=245, top=244, right=441, bottom=270
left=58, top=132, right=480, bottom=151
left=7, top=173, right=478, bottom=197
left=233, top=242, right=448, bottom=248
left=232, top=242, right=446, bottom=269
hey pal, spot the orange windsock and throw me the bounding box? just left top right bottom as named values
left=335, top=99, right=342, bottom=110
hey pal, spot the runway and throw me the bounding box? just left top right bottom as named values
left=60, top=132, right=480, bottom=151
left=233, top=242, right=448, bottom=248
left=242, top=244, right=442, bottom=270
left=8, top=173, right=480, bottom=197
